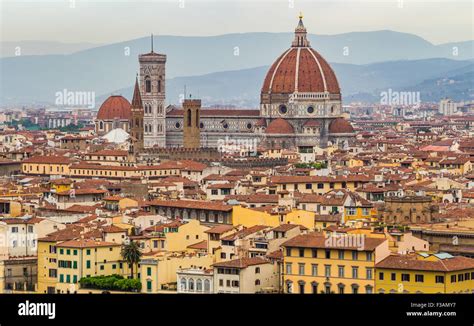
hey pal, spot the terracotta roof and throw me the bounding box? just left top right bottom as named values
left=329, top=118, right=355, bottom=134
left=261, top=47, right=340, bottom=94
left=148, top=199, right=232, bottom=212
left=265, top=118, right=294, bottom=134
left=281, top=233, right=386, bottom=251
left=97, top=95, right=131, bottom=120
left=187, top=240, right=208, bottom=250
left=212, top=257, right=270, bottom=269
left=22, top=155, right=71, bottom=164
left=221, top=225, right=268, bottom=241
left=204, top=224, right=235, bottom=234
left=271, top=224, right=307, bottom=232
left=375, top=253, right=474, bottom=272
left=58, top=239, right=120, bottom=248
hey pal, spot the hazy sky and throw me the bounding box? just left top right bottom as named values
left=1, top=0, right=472, bottom=44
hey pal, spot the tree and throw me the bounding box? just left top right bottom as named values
left=121, top=240, right=142, bottom=279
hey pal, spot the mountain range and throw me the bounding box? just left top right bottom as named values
left=0, top=31, right=472, bottom=106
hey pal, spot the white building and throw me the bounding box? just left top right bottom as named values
left=177, top=268, right=214, bottom=294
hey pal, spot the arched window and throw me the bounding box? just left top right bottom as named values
left=99, top=121, right=104, bottom=130
left=180, top=278, right=187, bottom=292
left=255, top=279, right=260, bottom=286
left=188, top=279, right=194, bottom=291
left=204, top=279, right=210, bottom=292
left=145, top=76, right=151, bottom=93
left=196, top=279, right=203, bottom=292
left=187, top=109, right=192, bottom=127
left=255, top=267, right=260, bottom=274
left=195, top=109, right=199, bottom=127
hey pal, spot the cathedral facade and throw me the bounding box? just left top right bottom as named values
left=96, top=16, right=355, bottom=151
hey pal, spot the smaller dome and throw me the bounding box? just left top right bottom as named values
left=97, top=95, right=131, bottom=120
left=266, top=118, right=294, bottom=134
left=329, top=118, right=354, bottom=134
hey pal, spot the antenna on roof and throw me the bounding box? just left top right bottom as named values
left=151, top=33, right=154, bottom=52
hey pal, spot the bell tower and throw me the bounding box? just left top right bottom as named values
left=182, top=98, right=201, bottom=149
left=139, top=34, right=167, bottom=148
left=129, top=75, right=144, bottom=153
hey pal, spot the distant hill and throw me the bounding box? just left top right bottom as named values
left=97, top=58, right=473, bottom=107
left=0, top=41, right=101, bottom=57
left=1, top=30, right=473, bottom=106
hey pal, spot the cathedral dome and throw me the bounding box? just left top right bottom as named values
left=261, top=17, right=340, bottom=95
left=266, top=118, right=294, bottom=134
left=97, top=95, right=132, bottom=120
left=328, top=118, right=355, bottom=134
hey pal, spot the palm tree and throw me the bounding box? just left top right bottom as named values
left=121, top=240, right=142, bottom=279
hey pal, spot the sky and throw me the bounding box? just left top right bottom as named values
left=0, top=0, right=473, bottom=45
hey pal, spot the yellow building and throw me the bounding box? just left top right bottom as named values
left=269, top=175, right=371, bottom=195
left=375, top=252, right=474, bottom=294
left=50, top=178, right=73, bottom=194
left=37, top=236, right=128, bottom=294
left=281, top=233, right=390, bottom=294
left=140, top=252, right=213, bottom=292
left=21, top=156, right=71, bottom=176
left=232, top=205, right=315, bottom=230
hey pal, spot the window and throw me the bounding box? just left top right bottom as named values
left=325, top=250, right=331, bottom=259
left=86, top=260, right=91, bottom=269
left=338, top=266, right=345, bottom=278
left=435, top=275, right=444, bottom=284
left=366, top=252, right=373, bottom=261
left=312, top=249, right=317, bottom=258
left=451, top=275, right=456, bottom=283
left=324, top=265, right=331, bottom=278
left=145, top=77, right=151, bottom=93
left=352, top=267, right=359, bottom=279
left=317, top=183, right=324, bottom=189
left=338, top=250, right=344, bottom=260
left=347, top=207, right=356, bottom=215
left=298, top=263, right=305, bottom=276
left=311, top=264, right=318, bottom=276
left=298, top=282, right=305, bottom=294
left=305, top=183, right=312, bottom=190
left=366, top=268, right=373, bottom=280
left=11, top=227, right=18, bottom=233
left=196, top=279, right=203, bottom=292
left=415, top=274, right=424, bottom=283
left=299, top=249, right=305, bottom=257
left=391, top=273, right=396, bottom=281
left=337, top=284, right=344, bottom=294
left=401, top=274, right=410, bottom=282
left=147, top=267, right=152, bottom=276
left=279, top=105, right=287, bottom=115
left=147, top=280, right=152, bottom=291
left=255, top=279, right=260, bottom=286
left=204, top=279, right=211, bottom=292
left=379, top=272, right=384, bottom=280
left=286, top=248, right=292, bottom=257
left=189, top=279, right=194, bottom=291
left=49, top=269, right=57, bottom=278
left=286, top=263, right=292, bottom=275
left=352, top=251, right=358, bottom=261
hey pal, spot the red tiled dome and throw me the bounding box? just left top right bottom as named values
left=329, top=118, right=354, bottom=134
left=97, top=95, right=131, bottom=120
left=266, top=118, right=294, bottom=134
left=261, top=47, right=340, bottom=95
left=261, top=17, right=340, bottom=96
